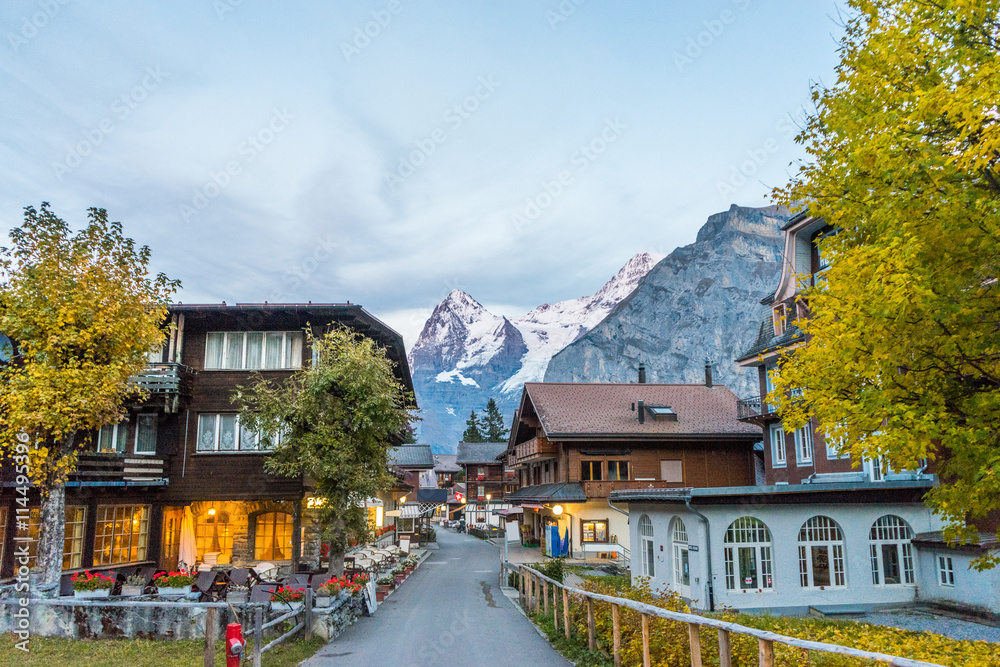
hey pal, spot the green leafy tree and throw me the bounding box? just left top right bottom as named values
left=462, top=410, right=484, bottom=442
left=235, top=327, right=414, bottom=575
left=482, top=398, right=509, bottom=442
left=770, top=0, right=1000, bottom=567
left=0, top=204, right=177, bottom=590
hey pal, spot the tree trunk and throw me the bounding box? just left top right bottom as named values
left=37, top=434, right=75, bottom=596
left=326, top=517, right=345, bottom=577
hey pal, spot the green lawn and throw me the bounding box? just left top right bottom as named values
left=1, top=634, right=326, bottom=666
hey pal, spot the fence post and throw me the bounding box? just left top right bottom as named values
left=562, top=588, right=571, bottom=640
left=204, top=606, right=217, bottom=667
left=718, top=628, right=732, bottom=667
left=534, top=575, right=541, bottom=615
left=641, top=613, right=651, bottom=667
left=520, top=570, right=525, bottom=608
left=758, top=638, right=775, bottom=667
left=612, top=603, right=621, bottom=667
left=586, top=597, right=596, bottom=652
left=253, top=606, right=263, bottom=667
left=543, top=580, right=549, bottom=616
left=688, top=623, right=702, bottom=667
left=305, top=587, right=313, bottom=641
left=553, top=583, right=559, bottom=627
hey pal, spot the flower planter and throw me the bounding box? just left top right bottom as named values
left=228, top=592, right=248, bottom=605
left=74, top=589, right=111, bottom=599
left=121, top=585, right=143, bottom=597
left=394, top=574, right=405, bottom=586
left=157, top=586, right=192, bottom=597
left=376, top=585, right=389, bottom=602
left=315, top=595, right=332, bottom=608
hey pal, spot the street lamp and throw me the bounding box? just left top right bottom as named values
left=484, top=494, right=492, bottom=524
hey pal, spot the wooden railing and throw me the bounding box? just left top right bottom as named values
left=503, top=564, right=945, bottom=667
left=130, top=363, right=191, bottom=394
left=514, top=436, right=557, bottom=463
left=70, top=453, right=165, bottom=484
left=582, top=480, right=684, bottom=499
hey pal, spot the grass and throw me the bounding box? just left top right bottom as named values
left=1, top=633, right=327, bottom=666
left=529, top=611, right=613, bottom=667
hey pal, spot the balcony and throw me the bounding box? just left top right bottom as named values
left=582, top=480, right=685, bottom=499
left=67, top=453, right=167, bottom=487
left=736, top=395, right=780, bottom=424
left=129, top=363, right=192, bottom=413
left=513, top=436, right=557, bottom=465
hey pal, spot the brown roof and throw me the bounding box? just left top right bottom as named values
left=523, top=382, right=760, bottom=439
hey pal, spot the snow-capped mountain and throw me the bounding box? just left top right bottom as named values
left=409, top=252, right=664, bottom=452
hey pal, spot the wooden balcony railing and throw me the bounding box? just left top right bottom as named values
left=582, top=480, right=685, bottom=499
left=736, top=395, right=776, bottom=421
left=513, top=436, right=557, bottom=464
left=69, top=453, right=166, bottom=486
left=129, top=363, right=192, bottom=413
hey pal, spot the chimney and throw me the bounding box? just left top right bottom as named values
left=638, top=363, right=646, bottom=384
left=705, top=362, right=713, bottom=388
left=637, top=400, right=645, bottom=424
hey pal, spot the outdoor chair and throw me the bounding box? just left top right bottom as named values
left=249, top=583, right=276, bottom=604
left=254, top=562, right=279, bottom=582
left=226, top=568, right=253, bottom=588
left=311, top=573, right=332, bottom=591
left=59, top=573, right=74, bottom=597
left=288, top=573, right=310, bottom=586
left=193, top=571, right=224, bottom=600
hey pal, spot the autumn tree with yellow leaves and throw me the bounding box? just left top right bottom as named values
left=0, top=204, right=178, bottom=591
left=770, top=1, right=1000, bottom=567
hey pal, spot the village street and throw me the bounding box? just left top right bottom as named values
left=303, top=528, right=569, bottom=666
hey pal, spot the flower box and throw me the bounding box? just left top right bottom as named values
left=74, top=589, right=111, bottom=599
left=316, top=595, right=332, bottom=608
left=228, top=591, right=248, bottom=605
left=394, top=574, right=405, bottom=586
left=157, top=586, right=196, bottom=597
left=121, top=585, right=144, bottom=597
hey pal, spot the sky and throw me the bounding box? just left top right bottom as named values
left=0, top=0, right=844, bottom=350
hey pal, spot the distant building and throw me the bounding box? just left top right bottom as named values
left=456, top=442, right=511, bottom=526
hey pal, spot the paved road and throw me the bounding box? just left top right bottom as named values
left=303, top=529, right=569, bottom=666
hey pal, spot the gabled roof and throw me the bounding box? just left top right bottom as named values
left=389, top=444, right=435, bottom=469
left=519, top=383, right=760, bottom=440
left=433, top=454, right=461, bottom=473
left=735, top=317, right=803, bottom=363
left=456, top=442, right=508, bottom=465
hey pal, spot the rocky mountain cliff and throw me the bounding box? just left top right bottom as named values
left=409, top=252, right=664, bottom=452
left=543, top=205, right=789, bottom=395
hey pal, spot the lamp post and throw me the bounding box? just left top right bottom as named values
left=485, top=494, right=492, bottom=526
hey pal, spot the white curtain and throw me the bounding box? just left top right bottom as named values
left=179, top=507, right=197, bottom=571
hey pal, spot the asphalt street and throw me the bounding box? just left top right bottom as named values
left=302, top=528, right=569, bottom=666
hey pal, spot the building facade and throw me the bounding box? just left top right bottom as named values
left=456, top=442, right=511, bottom=527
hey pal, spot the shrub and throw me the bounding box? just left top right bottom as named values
left=71, top=571, right=115, bottom=591
left=153, top=569, right=195, bottom=588
left=271, top=587, right=306, bottom=603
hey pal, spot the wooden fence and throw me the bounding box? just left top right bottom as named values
left=201, top=589, right=314, bottom=667
left=504, top=563, right=946, bottom=667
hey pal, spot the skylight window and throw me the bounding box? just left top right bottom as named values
left=645, top=405, right=677, bottom=422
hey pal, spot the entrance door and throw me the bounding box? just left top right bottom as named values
left=161, top=507, right=183, bottom=571
left=674, top=543, right=691, bottom=598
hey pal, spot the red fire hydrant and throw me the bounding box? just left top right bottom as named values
left=225, top=622, right=245, bottom=667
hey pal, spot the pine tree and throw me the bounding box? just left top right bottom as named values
left=482, top=398, right=509, bottom=442
left=462, top=410, right=484, bottom=442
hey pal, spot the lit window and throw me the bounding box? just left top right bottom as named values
left=96, top=421, right=129, bottom=454
left=937, top=556, right=954, bottom=587
left=582, top=519, right=608, bottom=543
left=770, top=425, right=786, bottom=467
left=16, top=506, right=87, bottom=570
left=869, top=515, right=915, bottom=585
left=580, top=461, right=602, bottom=481
left=195, top=505, right=234, bottom=565
left=94, top=505, right=149, bottom=566
left=673, top=518, right=690, bottom=589
left=134, top=414, right=157, bottom=454
left=254, top=512, right=294, bottom=560
left=639, top=515, right=654, bottom=577
left=724, top=517, right=773, bottom=591
left=794, top=425, right=813, bottom=465
left=204, top=331, right=304, bottom=370
left=608, top=461, right=629, bottom=481
left=798, top=516, right=846, bottom=588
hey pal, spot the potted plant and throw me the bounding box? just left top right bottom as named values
left=153, top=569, right=196, bottom=597
left=270, top=586, right=306, bottom=609
left=376, top=576, right=393, bottom=601
left=391, top=566, right=405, bottom=586
left=71, top=570, right=115, bottom=598
left=227, top=584, right=249, bottom=605
left=121, top=574, right=146, bottom=597
left=315, top=584, right=332, bottom=608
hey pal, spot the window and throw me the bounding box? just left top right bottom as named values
left=937, top=556, right=954, bottom=587
left=477, top=485, right=485, bottom=498
left=96, top=421, right=129, bottom=453
left=794, top=425, right=813, bottom=465
left=773, top=305, right=786, bottom=336
left=581, top=519, right=608, bottom=543
left=770, top=425, right=786, bottom=467
left=581, top=460, right=602, bottom=481
left=94, top=505, right=149, bottom=566
left=660, top=460, right=683, bottom=483
left=16, top=506, right=87, bottom=570
left=608, top=461, right=629, bottom=481
left=477, top=467, right=485, bottom=477
left=254, top=512, right=294, bottom=560
left=204, top=331, right=304, bottom=370
left=195, top=506, right=234, bottom=565
left=673, top=518, right=690, bottom=589
left=764, top=364, right=777, bottom=411
left=724, top=517, right=773, bottom=591
left=134, top=414, right=157, bottom=454
left=639, top=515, right=654, bottom=577
left=197, top=413, right=282, bottom=452
left=869, top=515, right=915, bottom=585
left=824, top=428, right=850, bottom=460
left=868, top=455, right=886, bottom=481
left=797, top=516, right=846, bottom=588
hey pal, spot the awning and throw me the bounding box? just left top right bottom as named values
left=520, top=503, right=544, bottom=510
left=399, top=505, right=422, bottom=519
left=496, top=507, right=524, bottom=516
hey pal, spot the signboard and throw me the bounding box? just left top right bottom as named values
left=688, top=545, right=699, bottom=552
left=363, top=580, right=377, bottom=615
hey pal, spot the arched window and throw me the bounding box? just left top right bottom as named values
left=255, top=512, right=294, bottom=560
left=195, top=506, right=233, bottom=564
left=724, top=517, right=773, bottom=591
left=672, top=518, right=690, bottom=589
left=638, top=515, right=654, bottom=577
left=869, top=515, right=914, bottom=585
left=798, top=516, right=846, bottom=588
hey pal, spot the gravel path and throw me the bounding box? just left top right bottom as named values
left=858, top=610, right=1000, bottom=643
